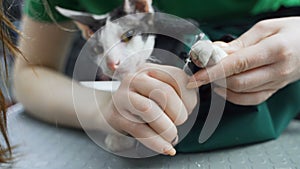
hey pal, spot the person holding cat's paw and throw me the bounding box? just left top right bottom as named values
left=14, top=0, right=300, bottom=157
left=103, top=63, right=197, bottom=156
left=188, top=17, right=300, bottom=105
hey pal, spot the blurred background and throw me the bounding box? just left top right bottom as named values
left=0, top=0, right=23, bottom=107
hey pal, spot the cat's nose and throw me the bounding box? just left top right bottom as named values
left=107, top=60, right=120, bottom=71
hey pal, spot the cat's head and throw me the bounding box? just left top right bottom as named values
left=96, top=17, right=155, bottom=80
left=56, top=0, right=155, bottom=80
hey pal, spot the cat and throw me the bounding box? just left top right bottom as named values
left=56, top=0, right=156, bottom=152
left=56, top=0, right=227, bottom=152
left=56, top=0, right=222, bottom=81
left=56, top=0, right=156, bottom=81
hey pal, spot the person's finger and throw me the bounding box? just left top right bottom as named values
left=127, top=91, right=178, bottom=143
left=212, top=20, right=279, bottom=56
left=118, top=116, right=176, bottom=156
left=239, top=81, right=287, bottom=93
left=148, top=112, right=178, bottom=144
left=145, top=64, right=198, bottom=115
left=187, top=35, right=281, bottom=88
left=214, top=87, right=277, bottom=105
left=214, top=65, right=277, bottom=92
left=131, top=70, right=189, bottom=125
left=127, top=91, right=165, bottom=123
left=213, top=41, right=237, bottom=54
left=134, top=74, right=188, bottom=125
left=228, top=20, right=279, bottom=49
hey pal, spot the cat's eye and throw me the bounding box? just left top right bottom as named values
left=93, top=45, right=103, bottom=54
left=121, top=29, right=136, bottom=43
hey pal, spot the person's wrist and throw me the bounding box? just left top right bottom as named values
left=99, top=99, right=127, bottom=134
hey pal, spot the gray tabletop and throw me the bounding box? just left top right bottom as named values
left=1, top=103, right=300, bottom=169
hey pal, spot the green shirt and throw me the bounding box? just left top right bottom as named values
left=24, top=0, right=300, bottom=22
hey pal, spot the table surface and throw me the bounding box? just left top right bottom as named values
left=1, top=103, right=300, bottom=169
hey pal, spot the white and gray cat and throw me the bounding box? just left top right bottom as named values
left=57, top=0, right=156, bottom=152
left=57, top=0, right=156, bottom=81
left=56, top=0, right=227, bottom=152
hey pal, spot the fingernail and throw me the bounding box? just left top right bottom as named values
left=186, top=82, right=198, bottom=89
left=147, top=70, right=156, bottom=77
left=220, top=43, right=229, bottom=48
left=214, top=41, right=229, bottom=48
left=171, top=136, right=179, bottom=146
left=164, top=147, right=176, bottom=156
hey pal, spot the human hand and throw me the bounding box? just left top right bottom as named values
left=103, top=63, right=198, bottom=156
left=187, top=17, right=300, bottom=105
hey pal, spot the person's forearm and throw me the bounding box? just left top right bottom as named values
left=13, top=62, right=112, bottom=130
left=13, top=15, right=113, bottom=131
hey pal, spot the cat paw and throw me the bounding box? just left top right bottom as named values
left=189, top=40, right=227, bottom=67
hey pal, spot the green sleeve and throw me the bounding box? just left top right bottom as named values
left=24, top=0, right=300, bottom=23
left=24, top=0, right=78, bottom=22
left=252, top=0, right=300, bottom=14
left=24, top=0, right=121, bottom=22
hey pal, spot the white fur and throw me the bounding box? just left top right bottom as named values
left=124, top=0, right=134, bottom=13
left=124, top=0, right=154, bottom=13
left=55, top=6, right=109, bottom=20
left=97, top=17, right=155, bottom=80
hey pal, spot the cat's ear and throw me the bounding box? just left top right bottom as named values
left=55, top=6, right=108, bottom=32
left=124, top=0, right=153, bottom=13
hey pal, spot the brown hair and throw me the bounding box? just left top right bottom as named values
left=0, top=0, right=21, bottom=163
